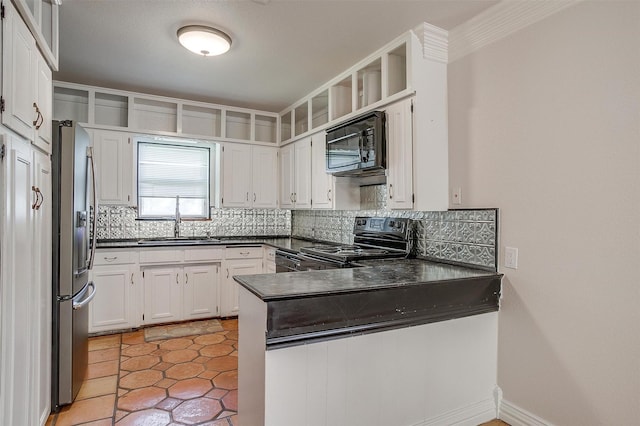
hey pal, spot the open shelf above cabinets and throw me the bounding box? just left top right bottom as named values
left=53, top=82, right=279, bottom=144
left=280, top=33, right=413, bottom=144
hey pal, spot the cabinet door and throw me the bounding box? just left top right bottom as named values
left=33, top=149, right=52, bottom=424
left=294, top=138, right=312, bottom=208
left=1, top=4, right=37, bottom=142
left=92, top=130, right=133, bottom=205
left=222, top=143, right=252, bottom=207
left=386, top=99, right=414, bottom=209
left=34, top=54, right=53, bottom=153
left=89, top=265, right=137, bottom=332
left=0, top=135, right=35, bottom=426
left=311, top=132, right=333, bottom=209
left=183, top=264, right=219, bottom=320
left=143, top=267, right=182, bottom=325
left=252, top=146, right=278, bottom=208
left=279, top=143, right=295, bottom=208
left=221, top=259, right=261, bottom=317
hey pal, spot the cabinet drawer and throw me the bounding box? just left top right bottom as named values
left=185, top=247, right=224, bottom=262
left=225, top=246, right=262, bottom=259
left=139, top=249, right=183, bottom=264
left=94, top=250, right=136, bottom=265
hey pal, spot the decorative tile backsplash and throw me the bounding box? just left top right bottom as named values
left=292, top=209, right=497, bottom=270
left=96, top=206, right=291, bottom=240
left=97, top=184, right=498, bottom=271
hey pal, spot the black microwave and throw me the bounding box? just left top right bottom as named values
left=326, top=111, right=386, bottom=176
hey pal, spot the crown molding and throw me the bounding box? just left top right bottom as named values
left=414, top=22, right=449, bottom=64
left=449, top=0, right=582, bottom=63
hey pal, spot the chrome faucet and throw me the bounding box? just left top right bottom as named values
left=174, top=195, right=181, bottom=238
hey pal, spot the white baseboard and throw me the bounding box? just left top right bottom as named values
left=411, top=397, right=497, bottom=426
left=500, top=399, right=555, bottom=426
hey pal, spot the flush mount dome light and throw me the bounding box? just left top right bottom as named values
left=177, top=25, right=232, bottom=56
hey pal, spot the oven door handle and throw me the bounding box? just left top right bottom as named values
left=327, top=131, right=359, bottom=145
left=296, top=253, right=344, bottom=266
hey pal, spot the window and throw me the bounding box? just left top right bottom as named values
left=137, top=142, right=210, bottom=219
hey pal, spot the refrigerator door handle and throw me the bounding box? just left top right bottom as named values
left=72, top=282, right=96, bottom=310
left=87, top=147, right=98, bottom=270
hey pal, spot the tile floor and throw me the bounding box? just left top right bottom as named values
left=48, top=319, right=238, bottom=425
left=47, top=318, right=508, bottom=426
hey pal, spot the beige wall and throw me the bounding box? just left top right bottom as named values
left=447, top=2, right=640, bottom=425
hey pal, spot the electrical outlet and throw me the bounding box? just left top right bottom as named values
left=452, top=187, right=462, bottom=205
left=504, top=247, right=518, bottom=269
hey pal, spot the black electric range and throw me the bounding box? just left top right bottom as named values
left=294, top=216, right=413, bottom=267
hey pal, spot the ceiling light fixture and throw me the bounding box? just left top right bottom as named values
left=177, top=25, right=232, bottom=57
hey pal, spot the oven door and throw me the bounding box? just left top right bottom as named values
left=275, top=250, right=300, bottom=273
left=326, top=130, right=362, bottom=173
left=297, top=253, right=349, bottom=271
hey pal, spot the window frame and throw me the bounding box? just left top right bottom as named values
left=136, top=139, right=214, bottom=220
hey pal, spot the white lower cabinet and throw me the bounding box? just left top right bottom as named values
left=183, top=264, right=220, bottom=319
left=263, top=246, right=276, bottom=274
left=143, top=264, right=220, bottom=325
left=143, top=266, right=184, bottom=324
left=222, top=247, right=263, bottom=316
left=89, top=245, right=267, bottom=332
left=89, top=264, right=139, bottom=333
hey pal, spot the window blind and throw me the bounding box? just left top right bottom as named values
left=137, top=142, right=210, bottom=218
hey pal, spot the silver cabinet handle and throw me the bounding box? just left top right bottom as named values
left=290, top=193, right=294, bottom=203
left=130, top=273, right=134, bottom=285
left=294, top=193, right=297, bottom=203
left=389, top=183, right=393, bottom=199
left=226, top=269, right=229, bottom=279
left=327, top=189, right=332, bottom=202
left=254, top=193, right=256, bottom=202
left=104, top=256, right=118, bottom=262
left=185, top=273, right=188, bottom=284
left=240, top=251, right=249, bottom=256
left=246, top=192, right=249, bottom=201
left=176, top=273, right=179, bottom=284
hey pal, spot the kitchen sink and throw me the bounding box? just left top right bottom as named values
left=137, top=237, right=221, bottom=245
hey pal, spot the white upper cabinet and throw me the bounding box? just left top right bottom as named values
left=279, top=34, right=410, bottom=143
left=222, top=144, right=252, bottom=208
left=2, top=2, right=52, bottom=153
left=251, top=146, right=279, bottom=208
left=310, top=131, right=359, bottom=210
left=279, top=143, right=295, bottom=209
left=91, top=130, right=134, bottom=205
left=280, top=138, right=311, bottom=209
left=277, top=24, right=449, bottom=211
left=386, top=98, right=414, bottom=209
left=294, top=139, right=312, bottom=208
left=222, top=143, right=278, bottom=208
left=12, top=0, right=59, bottom=70
left=53, top=81, right=279, bottom=145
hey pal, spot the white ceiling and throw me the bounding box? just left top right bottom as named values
left=56, top=0, right=498, bottom=112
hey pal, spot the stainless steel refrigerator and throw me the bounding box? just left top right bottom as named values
left=51, top=120, right=98, bottom=411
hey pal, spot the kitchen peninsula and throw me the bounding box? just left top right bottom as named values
left=236, top=260, right=503, bottom=426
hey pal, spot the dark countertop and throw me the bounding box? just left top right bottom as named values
left=96, top=236, right=314, bottom=253
left=235, top=258, right=497, bottom=301
left=234, top=258, right=502, bottom=349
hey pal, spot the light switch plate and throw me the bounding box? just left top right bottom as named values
left=504, top=247, right=518, bottom=269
